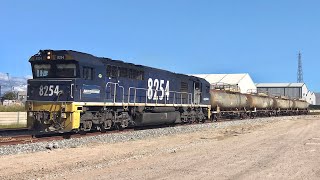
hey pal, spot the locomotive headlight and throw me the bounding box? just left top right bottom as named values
left=61, top=113, right=67, bottom=119
left=47, top=56, right=51, bottom=60
left=47, top=51, right=51, bottom=55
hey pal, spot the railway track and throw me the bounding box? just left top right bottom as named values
left=0, top=128, right=30, bottom=138
left=0, top=115, right=298, bottom=147
left=0, top=128, right=28, bottom=133
left=0, top=120, right=213, bottom=146
left=0, top=127, right=137, bottom=146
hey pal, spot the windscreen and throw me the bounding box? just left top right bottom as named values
left=34, top=64, right=51, bottom=77
left=33, top=62, right=78, bottom=78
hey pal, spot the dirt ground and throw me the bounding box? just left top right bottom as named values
left=1, top=116, right=320, bottom=180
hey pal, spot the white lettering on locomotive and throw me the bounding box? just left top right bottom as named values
left=83, top=89, right=101, bottom=94
left=39, top=85, right=60, bottom=96
left=147, top=78, right=169, bottom=100
left=56, top=55, right=65, bottom=60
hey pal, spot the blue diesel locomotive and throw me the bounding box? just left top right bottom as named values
left=26, top=50, right=211, bottom=132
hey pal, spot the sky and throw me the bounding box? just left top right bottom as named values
left=0, top=0, right=319, bottom=91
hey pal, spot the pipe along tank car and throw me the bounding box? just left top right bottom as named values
left=26, top=50, right=309, bottom=133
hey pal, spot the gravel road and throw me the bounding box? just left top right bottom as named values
left=0, top=115, right=320, bottom=180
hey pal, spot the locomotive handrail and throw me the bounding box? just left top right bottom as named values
left=70, top=84, right=74, bottom=98
left=127, top=87, right=148, bottom=106
left=246, top=89, right=258, bottom=94
left=169, top=91, right=193, bottom=105
left=105, top=82, right=125, bottom=105
left=127, top=86, right=194, bottom=106
left=211, top=83, right=240, bottom=92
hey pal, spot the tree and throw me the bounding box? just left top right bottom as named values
left=3, top=91, right=17, bottom=100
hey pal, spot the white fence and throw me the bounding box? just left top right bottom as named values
left=0, top=112, right=27, bottom=125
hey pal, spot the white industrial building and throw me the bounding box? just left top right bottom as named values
left=193, top=73, right=256, bottom=93
left=256, top=83, right=316, bottom=105
left=315, top=93, right=320, bottom=105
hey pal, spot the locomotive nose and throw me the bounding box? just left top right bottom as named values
left=27, top=79, right=75, bottom=101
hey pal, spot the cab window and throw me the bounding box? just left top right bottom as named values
left=34, top=64, right=51, bottom=77
left=56, top=64, right=77, bottom=77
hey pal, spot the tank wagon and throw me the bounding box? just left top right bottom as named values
left=210, top=84, right=309, bottom=119
left=26, top=50, right=211, bottom=133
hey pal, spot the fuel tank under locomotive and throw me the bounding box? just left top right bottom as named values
left=210, top=90, right=249, bottom=109
left=133, top=107, right=181, bottom=126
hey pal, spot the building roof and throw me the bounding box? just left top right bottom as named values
left=255, top=83, right=305, bottom=88
left=192, top=73, right=249, bottom=84
left=17, top=91, right=27, bottom=96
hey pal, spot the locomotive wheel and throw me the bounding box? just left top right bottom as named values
left=102, top=120, right=112, bottom=130
left=80, top=121, right=93, bottom=132
left=121, top=119, right=129, bottom=128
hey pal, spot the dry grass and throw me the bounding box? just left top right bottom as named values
left=0, top=105, right=25, bottom=112
left=0, top=124, right=26, bottom=129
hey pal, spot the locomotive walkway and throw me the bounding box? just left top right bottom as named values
left=1, top=115, right=320, bottom=179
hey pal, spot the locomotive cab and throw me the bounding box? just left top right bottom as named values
left=26, top=50, right=92, bottom=132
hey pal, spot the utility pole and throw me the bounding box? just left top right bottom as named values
left=297, top=51, right=303, bottom=83
left=6, top=73, right=13, bottom=91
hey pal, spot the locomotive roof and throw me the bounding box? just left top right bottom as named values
left=29, top=49, right=206, bottom=81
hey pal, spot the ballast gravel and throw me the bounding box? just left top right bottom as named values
left=0, top=115, right=309, bottom=156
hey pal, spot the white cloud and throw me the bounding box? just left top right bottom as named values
left=0, top=72, right=29, bottom=93
left=24, top=75, right=33, bottom=79
left=0, top=73, right=9, bottom=81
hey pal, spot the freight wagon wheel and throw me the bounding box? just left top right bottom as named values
left=211, top=114, right=219, bottom=122
left=240, top=113, right=247, bottom=120
left=210, top=114, right=215, bottom=122
left=250, top=113, right=256, bottom=119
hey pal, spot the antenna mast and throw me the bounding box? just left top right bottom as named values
left=297, top=51, right=303, bottom=83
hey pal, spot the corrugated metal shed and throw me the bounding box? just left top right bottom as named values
left=255, top=83, right=305, bottom=88
left=315, top=93, right=320, bottom=105
left=192, top=73, right=256, bottom=93
left=255, top=82, right=316, bottom=105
